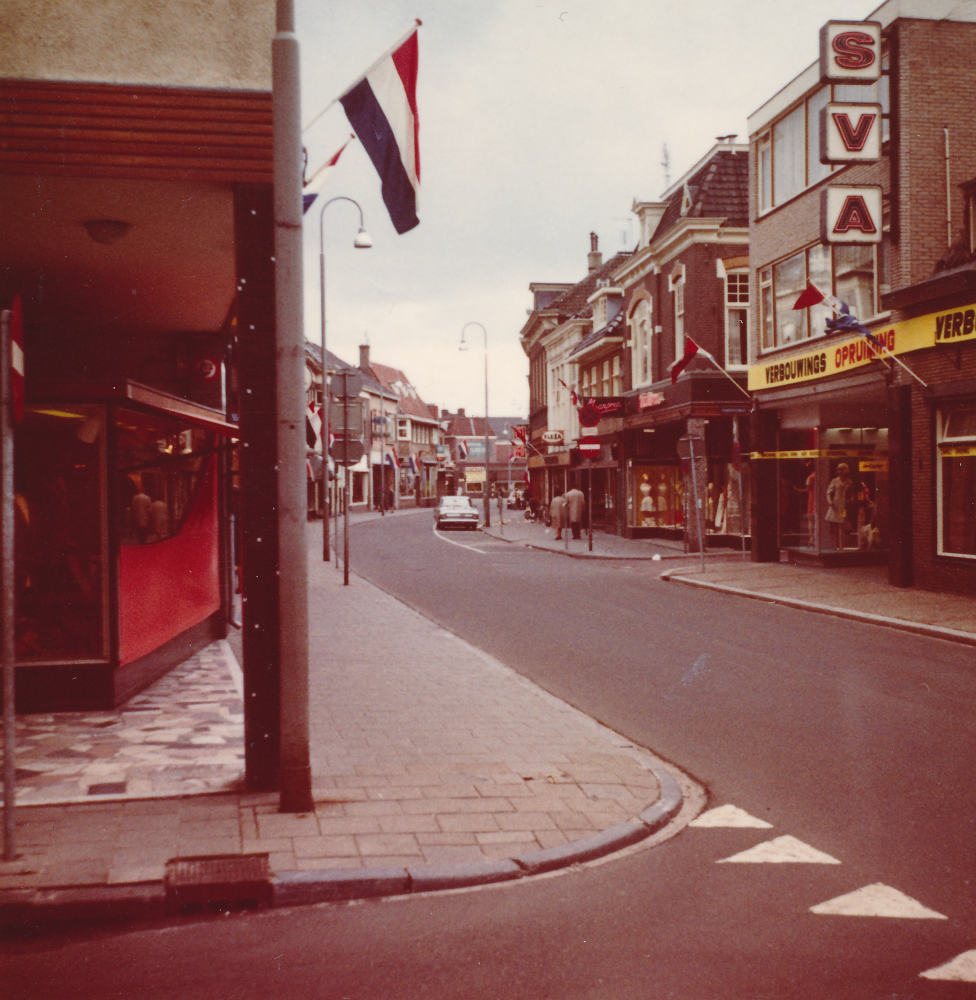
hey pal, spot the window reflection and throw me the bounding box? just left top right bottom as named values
left=115, top=408, right=214, bottom=545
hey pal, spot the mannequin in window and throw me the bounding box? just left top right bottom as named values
left=639, top=474, right=654, bottom=525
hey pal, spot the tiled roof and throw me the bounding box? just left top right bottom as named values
left=397, top=395, right=438, bottom=421
left=652, top=149, right=749, bottom=241
left=445, top=415, right=495, bottom=437
left=569, top=309, right=627, bottom=357
left=359, top=359, right=436, bottom=415
left=546, top=250, right=634, bottom=320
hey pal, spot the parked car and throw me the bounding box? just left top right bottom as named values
left=433, top=496, right=480, bottom=531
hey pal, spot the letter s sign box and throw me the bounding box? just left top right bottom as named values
left=820, top=21, right=882, bottom=85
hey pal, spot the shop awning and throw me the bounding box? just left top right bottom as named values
left=30, top=379, right=238, bottom=436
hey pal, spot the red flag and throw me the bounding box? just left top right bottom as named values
left=793, top=281, right=842, bottom=312
left=669, top=337, right=700, bottom=385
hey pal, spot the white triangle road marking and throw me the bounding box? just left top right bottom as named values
left=690, top=804, right=773, bottom=828
left=716, top=835, right=840, bottom=864
left=920, top=950, right=976, bottom=981
left=810, top=883, right=947, bottom=919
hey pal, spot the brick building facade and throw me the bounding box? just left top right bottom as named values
left=746, top=1, right=976, bottom=596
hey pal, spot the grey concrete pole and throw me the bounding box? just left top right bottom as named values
left=273, top=0, right=312, bottom=813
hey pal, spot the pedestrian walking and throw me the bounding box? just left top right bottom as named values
left=565, top=486, right=585, bottom=540
left=550, top=491, right=567, bottom=541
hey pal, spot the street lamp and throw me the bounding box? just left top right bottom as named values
left=460, top=321, right=491, bottom=528
left=319, top=196, right=371, bottom=561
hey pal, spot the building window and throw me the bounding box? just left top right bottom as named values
left=671, top=268, right=685, bottom=358
left=758, top=79, right=888, bottom=212
left=726, top=272, right=749, bottom=367
left=612, top=355, right=622, bottom=396
left=761, top=244, right=877, bottom=350
left=602, top=359, right=610, bottom=396
left=938, top=406, right=976, bottom=558
left=398, top=418, right=409, bottom=440
left=630, top=298, right=653, bottom=387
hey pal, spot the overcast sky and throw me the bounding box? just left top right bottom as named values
left=295, top=0, right=878, bottom=418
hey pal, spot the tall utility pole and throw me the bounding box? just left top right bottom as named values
left=273, top=0, right=312, bottom=813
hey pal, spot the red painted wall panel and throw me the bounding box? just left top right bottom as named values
left=118, top=457, right=220, bottom=666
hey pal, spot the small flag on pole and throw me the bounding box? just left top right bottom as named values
left=669, top=337, right=712, bottom=384
left=793, top=281, right=842, bottom=313
left=458, top=440, right=469, bottom=460
left=386, top=448, right=399, bottom=470
left=339, top=27, right=420, bottom=234
left=303, top=136, right=354, bottom=214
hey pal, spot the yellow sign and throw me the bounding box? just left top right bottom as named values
left=859, top=459, right=889, bottom=472
left=465, top=467, right=486, bottom=483
left=939, top=444, right=976, bottom=457
left=750, top=448, right=887, bottom=460
left=747, top=308, right=954, bottom=391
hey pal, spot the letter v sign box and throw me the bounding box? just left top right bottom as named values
left=821, top=185, right=882, bottom=244
left=820, top=103, right=882, bottom=164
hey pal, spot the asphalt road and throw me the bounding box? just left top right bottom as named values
left=5, top=511, right=976, bottom=999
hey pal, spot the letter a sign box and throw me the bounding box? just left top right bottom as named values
left=821, top=185, right=882, bottom=244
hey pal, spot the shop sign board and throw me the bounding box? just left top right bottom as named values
left=638, top=391, right=665, bottom=410
left=748, top=304, right=967, bottom=391
left=465, top=466, right=486, bottom=483
left=821, top=185, right=882, bottom=244
left=542, top=430, right=564, bottom=445
left=820, top=103, right=882, bottom=164
left=819, top=20, right=882, bottom=85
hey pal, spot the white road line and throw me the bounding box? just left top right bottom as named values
left=810, top=883, right=947, bottom=919
left=431, top=523, right=487, bottom=554
left=716, top=835, right=840, bottom=864
left=690, top=804, right=773, bottom=828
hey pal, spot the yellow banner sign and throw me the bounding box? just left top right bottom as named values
left=748, top=307, right=955, bottom=391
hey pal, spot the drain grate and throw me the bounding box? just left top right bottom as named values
left=164, top=853, right=271, bottom=916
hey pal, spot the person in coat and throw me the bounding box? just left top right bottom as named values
left=565, top=486, right=586, bottom=540
left=549, top=492, right=567, bottom=541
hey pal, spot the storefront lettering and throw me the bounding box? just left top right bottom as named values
left=935, top=309, right=976, bottom=342
left=763, top=353, right=827, bottom=385
left=834, top=328, right=894, bottom=369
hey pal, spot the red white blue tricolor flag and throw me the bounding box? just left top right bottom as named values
left=458, top=440, right=469, bottom=460
left=339, top=28, right=420, bottom=234
left=303, top=136, right=354, bottom=215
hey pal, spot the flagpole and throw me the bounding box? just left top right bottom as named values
left=700, top=351, right=753, bottom=401
left=302, top=19, right=422, bottom=134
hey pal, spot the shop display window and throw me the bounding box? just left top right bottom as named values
left=707, top=459, right=750, bottom=536
left=776, top=427, right=888, bottom=553
left=938, top=406, right=976, bottom=558
left=628, top=465, right=682, bottom=529
left=115, top=408, right=214, bottom=545
left=15, top=405, right=108, bottom=662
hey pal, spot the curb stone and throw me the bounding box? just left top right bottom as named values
left=661, top=570, right=976, bottom=648
left=0, top=765, right=687, bottom=929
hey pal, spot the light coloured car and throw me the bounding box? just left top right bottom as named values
left=433, top=496, right=480, bottom=531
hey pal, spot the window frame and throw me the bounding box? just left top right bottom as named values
left=629, top=297, right=653, bottom=389
left=936, top=404, right=976, bottom=560
left=725, top=271, right=750, bottom=369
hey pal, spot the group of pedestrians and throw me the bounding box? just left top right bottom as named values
left=549, top=487, right=586, bottom=540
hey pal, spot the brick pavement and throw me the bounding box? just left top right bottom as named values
left=0, top=518, right=686, bottom=898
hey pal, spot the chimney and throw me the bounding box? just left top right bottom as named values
left=359, top=344, right=370, bottom=369
left=441, top=409, right=450, bottom=419
left=457, top=407, right=465, bottom=418
left=587, top=232, right=602, bottom=273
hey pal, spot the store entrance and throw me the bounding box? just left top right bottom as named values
left=777, top=426, right=888, bottom=564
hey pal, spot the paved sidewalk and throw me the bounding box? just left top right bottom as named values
left=663, top=561, right=975, bottom=645
left=0, top=520, right=693, bottom=926
left=481, top=515, right=746, bottom=561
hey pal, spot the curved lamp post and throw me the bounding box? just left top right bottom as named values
left=460, top=321, right=491, bottom=528
left=319, top=196, right=371, bottom=561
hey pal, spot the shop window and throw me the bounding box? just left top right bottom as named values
left=938, top=406, right=976, bottom=558
left=628, top=465, right=682, bottom=529
left=725, top=272, right=750, bottom=367
left=15, top=405, right=108, bottom=662
left=115, top=409, right=214, bottom=545
left=630, top=298, right=653, bottom=388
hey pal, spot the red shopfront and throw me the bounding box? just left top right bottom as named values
left=13, top=381, right=234, bottom=712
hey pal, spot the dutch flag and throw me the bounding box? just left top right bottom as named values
left=458, top=440, right=469, bottom=460
left=339, top=29, right=420, bottom=234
